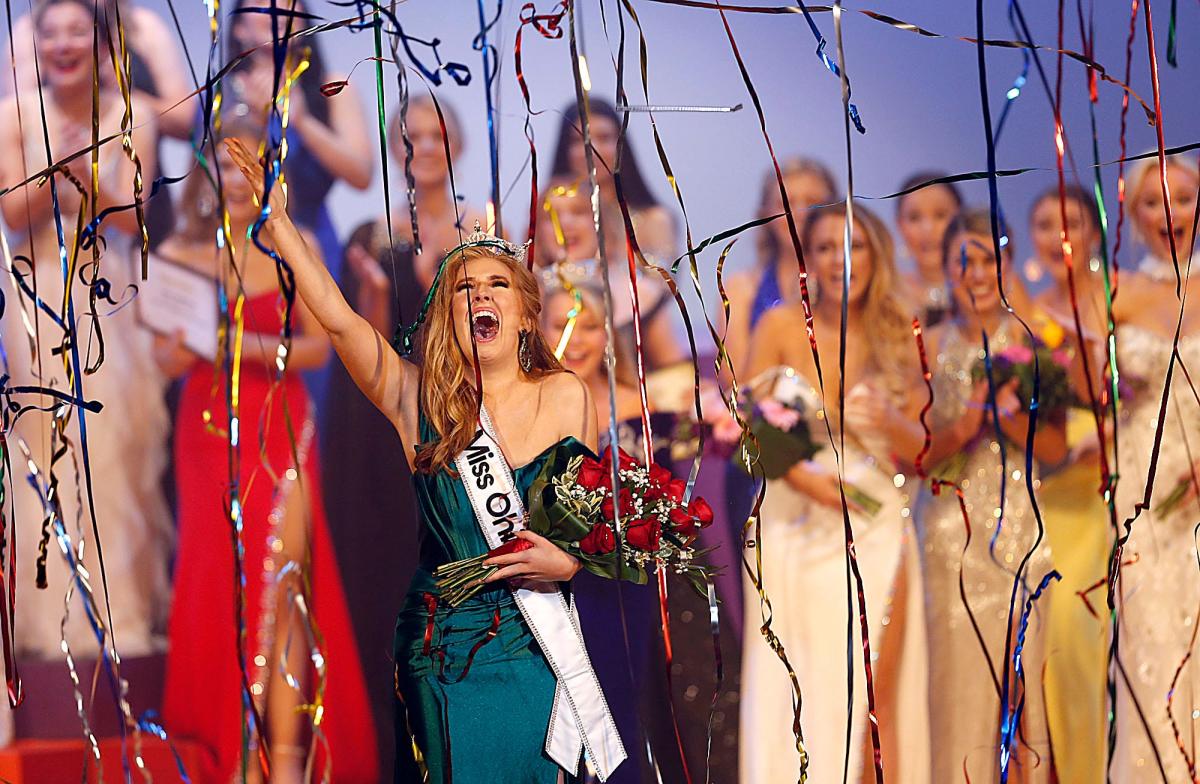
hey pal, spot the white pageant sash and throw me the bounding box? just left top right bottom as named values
left=453, top=407, right=626, bottom=781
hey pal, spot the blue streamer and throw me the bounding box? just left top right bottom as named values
left=791, top=1, right=865, bottom=133
left=999, top=569, right=1061, bottom=781
left=137, top=711, right=194, bottom=783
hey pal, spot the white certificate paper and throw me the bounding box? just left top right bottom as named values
left=137, top=255, right=219, bottom=361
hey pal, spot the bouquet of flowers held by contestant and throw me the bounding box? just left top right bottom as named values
left=969, top=338, right=1076, bottom=418
left=434, top=446, right=716, bottom=607
left=725, top=366, right=883, bottom=516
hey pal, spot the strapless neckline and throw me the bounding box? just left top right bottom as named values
left=510, top=435, right=583, bottom=471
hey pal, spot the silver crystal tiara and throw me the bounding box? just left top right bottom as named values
left=451, top=221, right=531, bottom=265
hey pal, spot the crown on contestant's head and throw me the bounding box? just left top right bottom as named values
left=457, top=221, right=531, bottom=266
left=392, top=222, right=532, bottom=356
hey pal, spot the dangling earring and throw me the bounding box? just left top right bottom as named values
left=519, top=329, right=533, bottom=373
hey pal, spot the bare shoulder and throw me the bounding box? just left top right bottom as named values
left=613, top=382, right=647, bottom=420
left=752, top=301, right=801, bottom=345
left=542, top=369, right=589, bottom=401
left=924, top=320, right=952, bottom=357
left=541, top=370, right=593, bottom=429
left=746, top=302, right=789, bottom=354
left=1113, top=271, right=1176, bottom=321
left=723, top=268, right=757, bottom=302
left=153, top=238, right=212, bottom=274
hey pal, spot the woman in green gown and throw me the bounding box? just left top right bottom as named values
left=223, top=139, right=626, bottom=783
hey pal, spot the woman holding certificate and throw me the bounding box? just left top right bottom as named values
left=155, top=125, right=376, bottom=783
left=222, top=137, right=626, bottom=783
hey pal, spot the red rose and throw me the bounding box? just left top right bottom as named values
left=487, top=538, right=535, bottom=558
left=625, top=518, right=662, bottom=551
left=580, top=523, right=616, bottom=555
left=668, top=506, right=699, bottom=537
left=643, top=481, right=667, bottom=502
left=601, top=487, right=635, bottom=521
left=602, top=445, right=638, bottom=473
left=687, top=497, right=714, bottom=528
left=649, top=462, right=673, bottom=488
left=667, top=478, right=687, bottom=503
left=576, top=457, right=607, bottom=491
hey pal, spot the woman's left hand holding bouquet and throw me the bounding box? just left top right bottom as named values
left=483, top=531, right=583, bottom=584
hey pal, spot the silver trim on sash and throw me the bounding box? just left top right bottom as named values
left=453, top=406, right=626, bottom=780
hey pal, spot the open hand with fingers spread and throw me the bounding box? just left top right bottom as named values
left=222, top=137, right=289, bottom=228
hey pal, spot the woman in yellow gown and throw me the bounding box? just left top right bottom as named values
left=1027, top=184, right=1111, bottom=782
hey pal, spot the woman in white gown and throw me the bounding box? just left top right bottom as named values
left=1108, top=153, right=1200, bottom=781
left=0, top=0, right=170, bottom=661
left=740, top=202, right=930, bottom=783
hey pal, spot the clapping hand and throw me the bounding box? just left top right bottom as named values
left=843, top=383, right=892, bottom=432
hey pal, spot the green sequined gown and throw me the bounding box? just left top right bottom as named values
left=392, top=417, right=586, bottom=784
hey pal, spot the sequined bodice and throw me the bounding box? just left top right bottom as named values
left=922, top=321, right=1054, bottom=632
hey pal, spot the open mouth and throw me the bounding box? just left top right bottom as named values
left=562, top=349, right=589, bottom=364
left=50, top=54, right=84, bottom=74
left=471, top=308, right=500, bottom=343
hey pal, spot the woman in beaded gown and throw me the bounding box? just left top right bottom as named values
left=222, top=138, right=625, bottom=784
left=921, top=210, right=1067, bottom=782
left=1106, top=164, right=1200, bottom=781
left=740, top=203, right=930, bottom=783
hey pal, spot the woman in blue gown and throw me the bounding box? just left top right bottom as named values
left=223, top=138, right=626, bottom=784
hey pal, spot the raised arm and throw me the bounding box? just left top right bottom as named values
left=223, top=137, right=416, bottom=436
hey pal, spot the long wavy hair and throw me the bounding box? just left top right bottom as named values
left=550, top=97, right=658, bottom=210
left=804, top=201, right=917, bottom=392
left=414, top=246, right=563, bottom=475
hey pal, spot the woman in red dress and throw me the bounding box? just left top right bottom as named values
left=154, top=126, right=377, bottom=783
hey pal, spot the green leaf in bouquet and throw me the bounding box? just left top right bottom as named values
left=845, top=484, right=883, bottom=518
left=736, top=417, right=819, bottom=480
left=1156, top=478, right=1194, bottom=518
left=578, top=552, right=649, bottom=585
left=526, top=451, right=596, bottom=542
left=930, top=450, right=970, bottom=484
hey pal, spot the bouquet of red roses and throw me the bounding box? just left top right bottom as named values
left=435, top=445, right=716, bottom=607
